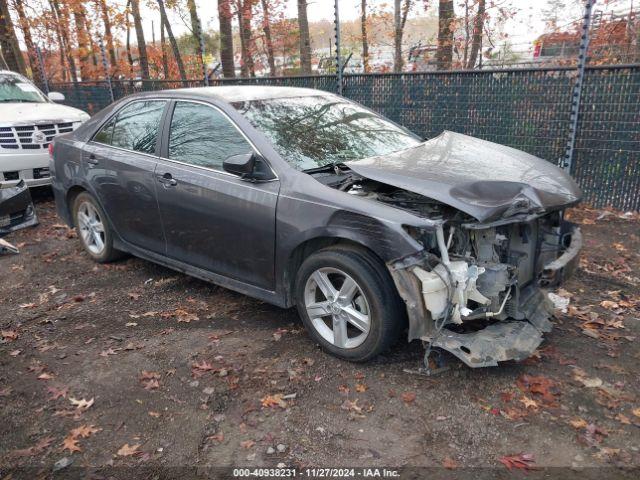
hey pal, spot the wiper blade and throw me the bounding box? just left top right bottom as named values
left=0, top=99, right=40, bottom=103
left=303, top=161, right=348, bottom=174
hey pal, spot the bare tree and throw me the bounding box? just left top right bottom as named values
left=130, top=0, right=150, bottom=79
left=0, top=0, right=26, bottom=74
left=236, top=0, right=255, bottom=77
left=50, top=0, right=78, bottom=83
left=217, top=0, right=235, bottom=78
left=297, top=0, right=312, bottom=74
left=157, top=0, right=187, bottom=80
left=261, top=0, right=276, bottom=76
left=361, top=0, right=369, bottom=72
left=160, top=18, right=169, bottom=78
left=466, top=0, right=485, bottom=68
left=393, top=0, right=411, bottom=72
left=186, top=0, right=205, bottom=75
left=12, top=0, right=40, bottom=81
left=97, top=0, right=118, bottom=69
left=436, top=0, right=454, bottom=70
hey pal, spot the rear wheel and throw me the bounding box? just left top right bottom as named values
left=73, top=192, right=121, bottom=263
left=295, top=246, right=404, bottom=362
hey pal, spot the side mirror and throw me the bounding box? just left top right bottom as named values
left=223, top=153, right=256, bottom=177
left=48, top=92, right=65, bottom=102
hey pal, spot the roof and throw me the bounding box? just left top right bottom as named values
left=166, top=85, right=334, bottom=103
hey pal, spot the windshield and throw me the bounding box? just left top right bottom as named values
left=232, top=95, right=421, bottom=170
left=0, top=74, right=47, bottom=103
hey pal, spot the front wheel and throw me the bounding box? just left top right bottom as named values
left=294, top=246, right=405, bottom=362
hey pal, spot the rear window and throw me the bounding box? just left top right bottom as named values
left=95, top=100, right=166, bottom=155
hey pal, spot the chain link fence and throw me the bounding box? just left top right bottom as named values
left=44, top=64, right=640, bottom=211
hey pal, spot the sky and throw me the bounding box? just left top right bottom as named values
left=133, top=0, right=634, bottom=54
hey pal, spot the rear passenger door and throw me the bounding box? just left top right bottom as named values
left=84, top=100, right=167, bottom=253
left=155, top=100, right=279, bottom=290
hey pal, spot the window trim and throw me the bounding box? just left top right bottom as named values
left=90, top=98, right=169, bottom=157
left=159, top=99, right=278, bottom=181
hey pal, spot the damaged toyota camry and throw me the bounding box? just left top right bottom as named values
left=50, top=87, right=582, bottom=368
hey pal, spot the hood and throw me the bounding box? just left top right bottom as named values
left=0, top=102, right=89, bottom=126
left=346, top=131, right=581, bottom=223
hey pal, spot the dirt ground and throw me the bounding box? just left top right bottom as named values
left=1, top=189, right=639, bottom=479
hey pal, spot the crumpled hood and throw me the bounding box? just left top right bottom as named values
left=346, top=131, right=582, bottom=222
left=0, top=102, right=88, bottom=126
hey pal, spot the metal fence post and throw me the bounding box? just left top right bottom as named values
left=334, top=0, right=342, bottom=95
left=199, top=19, right=209, bottom=86
left=35, top=46, right=49, bottom=94
left=98, top=38, right=115, bottom=103
left=561, top=0, right=595, bottom=172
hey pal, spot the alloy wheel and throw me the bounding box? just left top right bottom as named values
left=304, top=267, right=371, bottom=349
left=77, top=201, right=106, bottom=255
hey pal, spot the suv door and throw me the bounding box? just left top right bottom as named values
left=84, top=100, right=167, bottom=254
left=155, top=100, right=279, bottom=290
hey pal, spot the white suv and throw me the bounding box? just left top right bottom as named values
left=0, top=70, right=90, bottom=187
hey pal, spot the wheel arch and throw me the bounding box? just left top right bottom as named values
left=283, top=235, right=388, bottom=307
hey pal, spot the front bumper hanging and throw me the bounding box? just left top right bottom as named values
left=389, top=225, right=582, bottom=368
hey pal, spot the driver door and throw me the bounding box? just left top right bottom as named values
left=155, top=100, right=279, bottom=290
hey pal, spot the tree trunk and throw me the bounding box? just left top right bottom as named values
left=217, top=0, right=235, bottom=78
left=13, top=0, right=40, bottom=81
left=125, top=1, right=134, bottom=77
left=0, top=0, right=26, bottom=74
left=160, top=20, right=169, bottom=79
left=72, top=5, right=91, bottom=79
left=436, top=0, right=454, bottom=70
left=261, top=0, right=276, bottom=76
left=236, top=1, right=254, bottom=77
left=361, top=0, right=369, bottom=72
left=393, top=0, right=410, bottom=72
left=297, top=0, right=312, bottom=74
left=50, top=0, right=78, bottom=83
left=186, top=0, right=205, bottom=77
left=157, top=0, right=187, bottom=80
left=48, top=0, right=67, bottom=81
left=466, top=0, right=485, bottom=69
left=97, top=0, right=118, bottom=70
left=130, top=0, right=150, bottom=79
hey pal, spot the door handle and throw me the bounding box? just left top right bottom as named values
left=158, top=172, right=177, bottom=187
left=87, top=154, right=99, bottom=166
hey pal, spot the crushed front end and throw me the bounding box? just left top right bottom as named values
left=343, top=182, right=581, bottom=368
left=0, top=179, right=38, bottom=239
left=390, top=207, right=580, bottom=367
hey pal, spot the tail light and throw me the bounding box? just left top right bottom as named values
left=48, top=142, right=54, bottom=159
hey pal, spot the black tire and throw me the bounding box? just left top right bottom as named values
left=294, top=245, right=405, bottom=362
left=72, top=192, right=122, bottom=263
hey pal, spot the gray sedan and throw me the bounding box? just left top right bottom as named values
left=50, top=86, right=582, bottom=368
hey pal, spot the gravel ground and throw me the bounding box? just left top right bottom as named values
left=1, top=190, right=639, bottom=479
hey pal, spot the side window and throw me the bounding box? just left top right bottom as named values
left=110, top=100, right=166, bottom=154
left=168, top=102, right=252, bottom=171
left=93, top=117, right=115, bottom=145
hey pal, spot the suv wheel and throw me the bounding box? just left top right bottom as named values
left=295, top=246, right=404, bottom=362
left=73, top=192, right=121, bottom=263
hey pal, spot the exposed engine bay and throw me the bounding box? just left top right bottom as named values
left=318, top=169, right=582, bottom=368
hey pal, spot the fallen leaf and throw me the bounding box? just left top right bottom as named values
left=19, top=303, right=37, bottom=309
left=70, top=424, right=100, bottom=438
left=1, top=330, right=18, bottom=341
left=128, top=292, right=141, bottom=300
left=516, top=375, right=559, bottom=405
left=519, top=396, right=539, bottom=409
left=569, top=417, right=588, bottom=429
left=401, top=391, right=416, bottom=404
left=148, top=411, right=161, bottom=418
left=499, top=453, right=537, bottom=471
left=38, top=372, right=54, bottom=380
left=240, top=440, right=255, bottom=449
left=61, top=435, right=81, bottom=453
left=615, top=413, right=631, bottom=425
left=261, top=394, right=287, bottom=409
left=442, top=457, right=458, bottom=469
left=355, top=383, right=368, bottom=393
left=47, top=385, right=69, bottom=400
left=633, top=408, right=640, bottom=418
left=117, top=443, right=141, bottom=456
left=69, top=397, right=94, bottom=410
left=9, top=349, right=21, bottom=357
